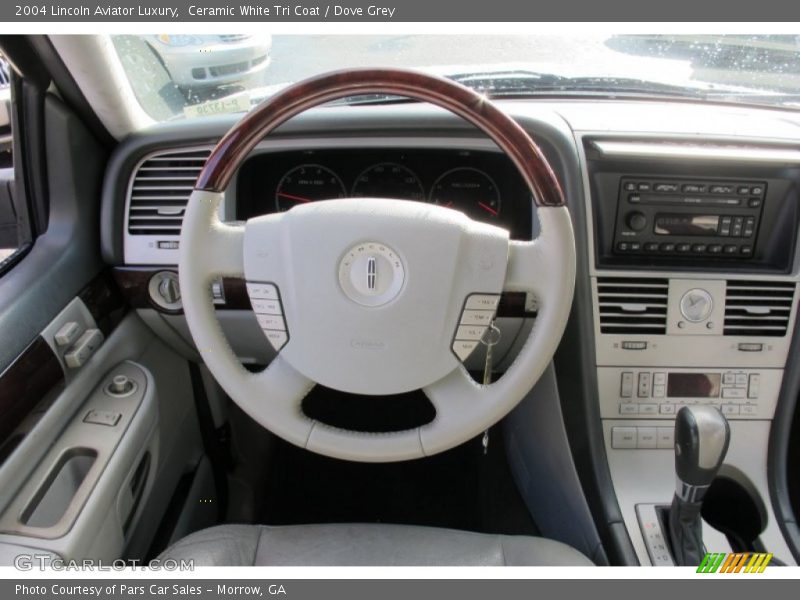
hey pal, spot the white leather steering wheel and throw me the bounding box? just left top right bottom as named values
left=179, top=68, right=576, bottom=462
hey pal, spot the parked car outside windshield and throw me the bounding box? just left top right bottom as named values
left=112, top=34, right=800, bottom=123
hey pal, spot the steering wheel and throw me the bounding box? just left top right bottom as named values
left=179, top=68, right=576, bottom=462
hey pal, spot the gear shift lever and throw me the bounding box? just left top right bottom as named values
left=668, top=405, right=730, bottom=565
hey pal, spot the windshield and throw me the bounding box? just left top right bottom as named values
left=111, top=34, right=800, bottom=122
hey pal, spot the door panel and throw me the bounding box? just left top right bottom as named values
left=0, top=91, right=203, bottom=562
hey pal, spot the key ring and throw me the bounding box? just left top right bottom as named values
left=480, top=323, right=502, bottom=347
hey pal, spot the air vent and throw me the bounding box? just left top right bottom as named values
left=597, top=277, right=669, bottom=334
left=127, top=149, right=210, bottom=236
left=724, top=280, right=796, bottom=337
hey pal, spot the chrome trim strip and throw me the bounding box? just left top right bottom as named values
left=592, top=140, right=800, bottom=164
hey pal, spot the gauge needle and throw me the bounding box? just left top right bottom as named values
left=478, top=202, right=498, bottom=216
left=277, top=192, right=312, bottom=203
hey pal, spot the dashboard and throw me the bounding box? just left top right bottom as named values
left=235, top=148, right=533, bottom=238
left=102, top=99, right=800, bottom=566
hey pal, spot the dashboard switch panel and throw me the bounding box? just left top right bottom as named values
left=599, top=367, right=780, bottom=420
left=247, top=282, right=289, bottom=351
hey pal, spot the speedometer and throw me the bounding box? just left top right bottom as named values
left=275, top=164, right=346, bottom=211
left=351, top=163, right=425, bottom=201
left=430, top=168, right=501, bottom=220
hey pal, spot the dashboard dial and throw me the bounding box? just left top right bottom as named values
left=430, top=167, right=501, bottom=220
left=351, top=163, right=425, bottom=201
left=275, top=164, right=346, bottom=211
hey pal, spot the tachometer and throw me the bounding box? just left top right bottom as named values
left=275, top=164, right=347, bottom=211
left=351, top=163, right=425, bottom=201
left=430, top=167, right=501, bottom=220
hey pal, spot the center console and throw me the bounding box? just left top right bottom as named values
left=580, top=135, right=800, bottom=566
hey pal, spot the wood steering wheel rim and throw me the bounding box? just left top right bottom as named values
left=194, top=67, right=565, bottom=208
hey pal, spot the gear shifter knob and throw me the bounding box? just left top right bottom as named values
left=674, top=405, right=730, bottom=502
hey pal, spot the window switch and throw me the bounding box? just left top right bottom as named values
left=83, top=409, right=121, bottom=427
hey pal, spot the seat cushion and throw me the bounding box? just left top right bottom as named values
left=158, top=523, right=593, bottom=566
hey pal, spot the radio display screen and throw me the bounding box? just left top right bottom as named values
left=654, top=214, right=720, bottom=236
left=667, top=373, right=721, bottom=398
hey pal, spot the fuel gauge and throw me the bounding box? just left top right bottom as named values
left=430, top=167, right=501, bottom=220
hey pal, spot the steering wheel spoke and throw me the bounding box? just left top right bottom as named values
left=505, top=206, right=576, bottom=304
left=182, top=190, right=245, bottom=281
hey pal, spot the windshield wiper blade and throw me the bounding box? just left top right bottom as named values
left=328, top=93, right=419, bottom=106
left=448, top=70, right=714, bottom=98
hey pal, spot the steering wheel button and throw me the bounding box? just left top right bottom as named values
left=246, top=282, right=279, bottom=300
left=257, top=314, right=286, bottom=331
left=452, top=340, right=480, bottom=362
left=464, top=294, right=501, bottom=310
left=455, top=325, right=488, bottom=341
left=251, top=299, right=282, bottom=315
left=264, top=330, right=288, bottom=351
left=460, top=310, right=495, bottom=326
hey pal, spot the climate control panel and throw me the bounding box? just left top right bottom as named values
left=598, top=366, right=781, bottom=421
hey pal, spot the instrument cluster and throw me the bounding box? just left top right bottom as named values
left=236, top=148, right=532, bottom=238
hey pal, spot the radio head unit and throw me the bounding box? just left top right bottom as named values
left=613, top=178, right=766, bottom=258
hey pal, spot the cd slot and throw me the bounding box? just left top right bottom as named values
left=629, top=194, right=747, bottom=208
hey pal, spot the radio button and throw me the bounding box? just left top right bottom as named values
left=710, top=185, right=735, bottom=194
left=644, top=242, right=660, bottom=252
left=654, top=183, right=679, bottom=193
left=708, top=244, right=723, bottom=254
left=691, top=244, right=707, bottom=253
left=676, top=243, right=691, bottom=253
left=660, top=243, right=676, bottom=252
left=626, top=211, right=648, bottom=231
left=682, top=184, right=706, bottom=193
left=724, top=245, right=739, bottom=254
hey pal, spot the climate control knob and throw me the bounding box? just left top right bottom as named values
left=626, top=211, right=648, bottom=232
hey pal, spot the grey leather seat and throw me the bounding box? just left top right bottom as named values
left=158, top=523, right=593, bottom=566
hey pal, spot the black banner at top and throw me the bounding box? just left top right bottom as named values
left=2, top=0, right=799, bottom=22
